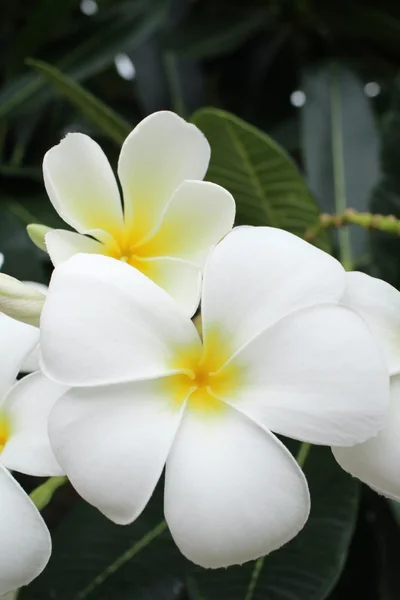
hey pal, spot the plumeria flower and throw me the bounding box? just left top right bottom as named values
left=28, top=111, right=235, bottom=316
left=333, top=272, right=400, bottom=499
left=40, top=227, right=389, bottom=568
left=0, top=308, right=65, bottom=595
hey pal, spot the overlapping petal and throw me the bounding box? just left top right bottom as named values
left=0, top=313, right=39, bottom=397
left=342, top=271, right=400, bottom=375
left=332, top=375, right=400, bottom=500
left=164, top=405, right=309, bottom=568
left=49, top=379, right=184, bottom=524
left=220, top=304, right=389, bottom=446
left=138, top=180, right=235, bottom=265
left=43, top=133, right=123, bottom=235
left=201, top=227, right=346, bottom=356
left=118, top=111, right=210, bottom=242
left=40, top=254, right=200, bottom=386
left=0, top=464, right=51, bottom=595
left=45, top=230, right=106, bottom=266
left=0, top=372, right=65, bottom=476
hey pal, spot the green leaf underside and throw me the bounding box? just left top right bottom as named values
left=191, top=108, right=330, bottom=252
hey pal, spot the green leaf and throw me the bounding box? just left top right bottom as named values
left=370, top=77, right=400, bottom=287
left=0, top=0, right=167, bottom=121
left=27, top=60, right=131, bottom=144
left=21, top=486, right=186, bottom=600
left=191, top=108, right=330, bottom=251
left=301, top=63, right=379, bottom=269
left=166, top=6, right=272, bottom=59
left=188, top=446, right=359, bottom=600
left=0, top=202, right=46, bottom=283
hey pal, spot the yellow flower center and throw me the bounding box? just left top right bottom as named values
left=165, top=328, right=244, bottom=416
left=0, top=412, right=10, bottom=453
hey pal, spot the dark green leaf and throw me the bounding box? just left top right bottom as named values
left=27, top=60, right=132, bottom=144
left=21, top=486, right=186, bottom=600
left=188, top=447, right=359, bottom=600
left=0, top=202, right=46, bottom=283
left=301, top=63, right=379, bottom=267
left=191, top=108, right=330, bottom=251
left=166, top=6, right=272, bottom=59
left=0, top=0, right=168, bottom=121
left=370, top=78, right=400, bottom=287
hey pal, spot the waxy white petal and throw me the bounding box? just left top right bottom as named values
left=1, top=372, right=65, bottom=476
left=0, top=464, right=51, bottom=595
left=224, top=304, right=389, bottom=446
left=46, top=229, right=106, bottom=266
left=41, top=254, right=200, bottom=387
left=118, top=111, right=210, bottom=242
left=0, top=314, right=39, bottom=397
left=333, top=374, right=400, bottom=500
left=135, top=256, right=202, bottom=317
left=201, top=227, right=345, bottom=356
left=342, top=271, right=400, bottom=376
left=43, top=133, right=123, bottom=234
left=49, top=380, right=184, bottom=524
left=165, top=405, right=310, bottom=568
left=139, top=180, right=235, bottom=265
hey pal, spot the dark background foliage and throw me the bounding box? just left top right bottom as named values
left=2, top=0, right=400, bottom=598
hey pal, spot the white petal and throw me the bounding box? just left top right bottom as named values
left=43, top=133, right=123, bottom=234
left=19, top=283, right=48, bottom=373
left=0, top=372, right=65, bottom=476
left=0, top=314, right=39, bottom=398
left=136, top=256, right=202, bottom=317
left=165, top=406, right=309, bottom=568
left=21, top=345, right=40, bottom=373
left=342, top=271, right=400, bottom=375
left=223, top=304, right=389, bottom=446
left=49, top=379, right=184, bottom=524
left=118, top=111, right=210, bottom=243
left=138, top=180, right=235, bottom=265
left=333, top=374, right=400, bottom=499
left=0, top=464, right=51, bottom=595
left=201, top=227, right=345, bottom=356
left=0, top=253, right=3, bottom=269
left=45, top=229, right=106, bottom=266
left=41, top=254, right=200, bottom=387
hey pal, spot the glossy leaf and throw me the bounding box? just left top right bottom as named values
left=191, top=108, right=330, bottom=250
left=20, top=485, right=186, bottom=600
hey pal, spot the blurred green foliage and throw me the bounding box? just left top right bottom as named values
left=3, top=0, right=400, bottom=598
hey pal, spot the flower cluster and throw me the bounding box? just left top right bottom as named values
left=0, top=111, right=398, bottom=594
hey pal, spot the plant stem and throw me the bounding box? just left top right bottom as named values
left=305, top=209, right=400, bottom=243
left=30, top=476, right=68, bottom=511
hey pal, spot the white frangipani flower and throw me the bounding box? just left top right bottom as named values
left=333, top=272, right=400, bottom=499
left=40, top=227, right=389, bottom=568
left=29, top=111, right=235, bottom=316
left=0, top=311, right=65, bottom=595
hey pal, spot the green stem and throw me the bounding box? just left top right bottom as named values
left=305, top=209, right=400, bottom=243
left=331, top=63, right=352, bottom=271
left=30, top=476, right=68, bottom=511
left=75, top=520, right=168, bottom=599
left=244, top=442, right=312, bottom=600
left=296, top=441, right=311, bottom=469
